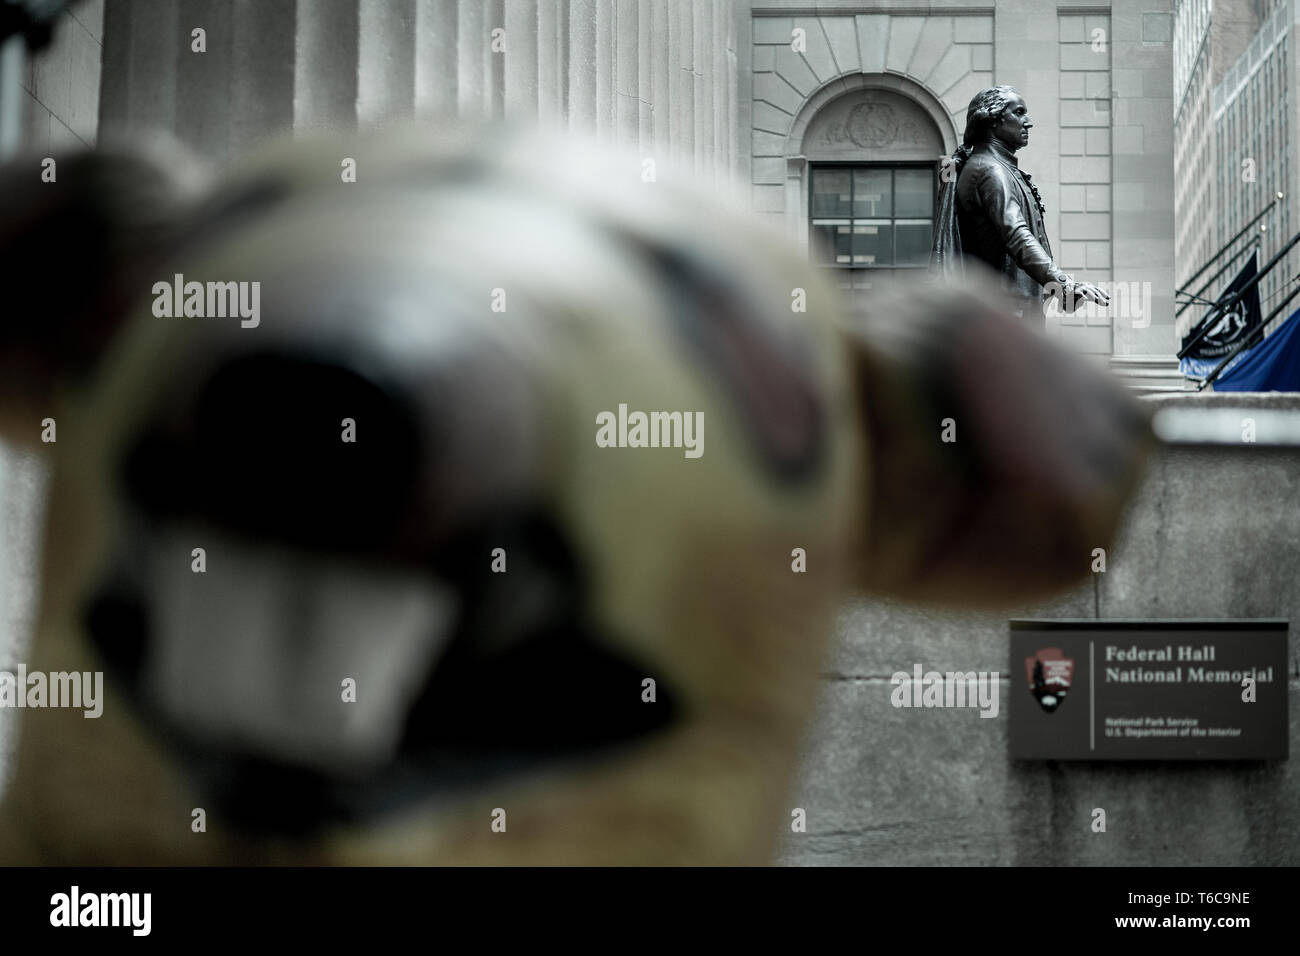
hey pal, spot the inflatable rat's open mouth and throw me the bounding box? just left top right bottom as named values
left=85, top=498, right=680, bottom=834
left=66, top=313, right=679, bottom=832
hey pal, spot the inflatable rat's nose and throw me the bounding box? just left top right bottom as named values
left=120, top=351, right=421, bottom=555
left=841, top=269, right=1154, bottom=607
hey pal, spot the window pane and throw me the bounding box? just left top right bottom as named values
left=810, top=221, right=853, bottom=264
left=895, top=220, right=934, bottom=266
left=895, top=168, right=934, bottom=217
left=853, top=168, right=891, bottom=217
left=811, top=170, right=851, bottom=217
left=808, top=165, right=936, bottom=306
left=853, top=221, right=892, bottom=266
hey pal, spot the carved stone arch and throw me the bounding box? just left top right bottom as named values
left=787, top=73, right=959, bottom=158
left=780, top=73, right=960, bottom=251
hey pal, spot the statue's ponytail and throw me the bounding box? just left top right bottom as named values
left=948, top=143, right=975, bottom=179
left=930, top=144, right=972, bottom=276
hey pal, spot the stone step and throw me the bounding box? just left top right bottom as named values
left=1108, top=354, right=1196, bottom=393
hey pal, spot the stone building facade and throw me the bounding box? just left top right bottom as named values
left=1173, top=0, right=1297, bottom=349
left=81, top=0, right=1179, bottom=365
left=743, top=1, right=1176, bottom=370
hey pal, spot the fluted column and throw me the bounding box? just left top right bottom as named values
left=174, top=0, right=233, bottom=158
left=455, top=0, right=505, bottom=119
left=99, top=0, right=179, bottom=137
left=635, top=0, right=652, bottom=156
left=669, top=0, right=692, bottom=169
left=615, top=0, right=638, bottom=149
left=456, top=0, right=486, bottom=116
left=96, top=0, right=744, bottom=184
left=712, top=0, right=728, bottom=183
left=486, top=0, right=504, bottom=117
left=649, top=0, right=669, bottom=164
left=568, top=0, right=596, bottom=135
left=414, top=0, right=457, bottom=121
left=692, top=0, right=711, bottom=179
left=98, top=1, right=131, bottom=135
left=230, top=0, right=296, bottom=153
left=536, top=0, right=566, bottom=127
left=357, top=0, right=415, bottom=126
left=594, top=0, right=614, bottom=141
left=294, top=0, right=359, bottom=134
left=503, top=0, right=538, bottom=121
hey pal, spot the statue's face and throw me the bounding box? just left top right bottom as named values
left=991, top=93, right=1032, bottom=152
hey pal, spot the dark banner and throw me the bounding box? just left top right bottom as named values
left=1180, top=252, right=1264, bottom=378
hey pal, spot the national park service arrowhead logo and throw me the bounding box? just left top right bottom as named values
left=1025, top=647, right=1074, bottom=713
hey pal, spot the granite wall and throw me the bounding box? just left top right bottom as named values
left=780, top=392, right=1300, bottom=866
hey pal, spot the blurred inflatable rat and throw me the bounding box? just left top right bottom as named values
left=0, top=126, right=1151, bottom=864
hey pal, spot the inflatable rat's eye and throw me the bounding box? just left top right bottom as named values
left=609, top=238, right=827, bottom=483
left=84, top=583, right=150, bottom=686
left=120, top=351, right=421, bottom=556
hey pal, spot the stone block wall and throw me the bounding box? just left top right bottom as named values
left=19, top=0, right=102, bottom=152
left=780, top=392, right=1300, bottom=866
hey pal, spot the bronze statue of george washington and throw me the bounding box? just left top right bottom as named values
left=931, top=85, right=1109, bottom=318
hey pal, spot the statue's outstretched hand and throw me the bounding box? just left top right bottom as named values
left=1072, top=280, right=1110, bottom=308
left=1053, top=278, right=1110, bottom=313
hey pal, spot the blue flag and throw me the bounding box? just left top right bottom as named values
left=1213, top=305, right=1300, bottom=391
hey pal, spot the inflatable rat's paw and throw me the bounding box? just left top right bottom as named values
left=843, top=272, right=1153, bottom=607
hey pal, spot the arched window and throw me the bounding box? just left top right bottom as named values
left=788, top=80, right=950, bottom=314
